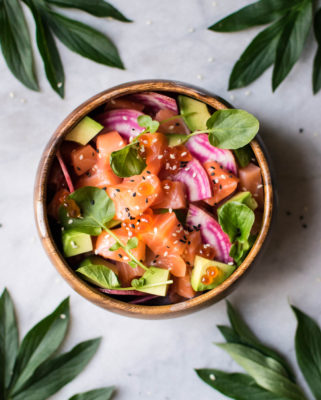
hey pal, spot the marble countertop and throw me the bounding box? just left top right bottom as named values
left=1, top=0, right=320, bottom=399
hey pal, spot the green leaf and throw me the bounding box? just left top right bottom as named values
left=46, top=10, right=124, bottom=69
left=110, top=146, right=146, bottom=178
left=313, top=9, right=321, bottom=94
left=128, top=261, right=138, bottom=269
left=217, top=343, right=306, bottom=400
left=208, top=0, right=299, bottom=32
left=234, top=145, right=254, bottom=167
left=0, top=289, right=19, bottom=397
left=207, top=109, right=259, bottom=150
left=292, top=305, right=321, bottom=399
left=229, top=18, right=285, bottom=90
left=196, top=369, right=288, bottom=400
left=131, top=278, right=146, bottom=288
left=59, top=187, right=115, bottom=235
left=137, top=115, right=159, bottom=133
left=69, top=387, right=115, bottom=400
left=109, top=242, right=121, bottom=252
left=0, top=0, right=38, bottom=91
left=217, top=325, right=243, bottom=344
left=126, top=237, right=138, bottom=250
left=77, top=264, right=120, bottom=289
left=12, top=338, right=101, bottom=400
left=46, top=0, right=132, bottom=22
left=10, top=298, right=69, bottom=395
left=226, top=301, right=295, bottom=381
left=272, top=1, right=313, bottom=91
left=24, top=0, right=65, bottom=97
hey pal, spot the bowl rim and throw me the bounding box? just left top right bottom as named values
left=34, top=79, right=273, bottom=319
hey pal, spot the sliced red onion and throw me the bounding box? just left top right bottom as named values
left=186, top=134, right=238, bottom=175
left=99, top=289, right=147, bottom=296
left=172, top=159, right=212, bottom=202
left=56, top=149, right=74, bottom=193
left=95, top=109, right=145, bottom=140
left=129, top=295, right=159, bottom=304
left=187, top=204, right=232, bottom=263
left=128, top=92, right=178, bottom=114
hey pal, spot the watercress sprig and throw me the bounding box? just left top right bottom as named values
left=0, top=288, right=115, bottom=400
left=196, top=301, right=321, bottom=400
left=110, top=115, right=160, bottom=178
left=58, top=186, right=149, bottom=270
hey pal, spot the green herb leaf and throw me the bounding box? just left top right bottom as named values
left=292, top=305, right=321, bottom=399
left=12, top=338, right=101, bottom=400
left=196, top=369, right=288, bottom=400
left=313, top=9, right=321, bottom=94
left=47, top=0, right=132, bottom=22
left=226, top=301, right=296, bottom=381
left=208, top=0, right=298, bottom=32
left=109, top=242, right=121, bottom=252
left=207, top=110, right=259, bottom=150
left=216, top=343, right=305, bottom=400
left=137, top=115, right=159, bottom=133
left=68, top=387, right=115, bottom=400
left=46, top=10, right=124, bottom=69
left=24, top=0, right=65, bottom=97
left=272, top=2, right=313, bottom=91
left=229, top=18, right=285, bottom=90
left=128, top=261, right=138, bottom=269
left=126, top=237, right=138, bottom=250
left=77, top=264, right=120, bottom=289
left=0, top=0, right=38, bottom=91
left=10, top=298, right=69, bottom=395
left=110, top=146, right=146, bottom=178
left=0, top=289, right=19, bottom=397
left=131, top=278, right=146, bottom=288
left=59, top=187, right=115, bottom=235
left=234, top=145, right=254, bottom=168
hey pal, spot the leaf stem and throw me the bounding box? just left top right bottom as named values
left=111, top=280, right=174, bottom=291
left=102, top=225, right=149, bottom=271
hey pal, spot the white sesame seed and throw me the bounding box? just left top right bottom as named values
left=214, top=179, right=219, bottom=184
left=60, top=314, right=66, bottom=319
left=192, top=172, right=196, bottom=178
left=229, top=94, right=235, bottom=101
left=94, top=249, right=99, bottom=255
left=221, top=174, right=226, bottom=179
left=208, top=57, right=214, bottom=63
left=257, top=184, right=263, bottom=189
left=57, top=82, right=63, bottom=88
left=170, top=154, right=175, bottom=159
left=172, top=165, right=177, bottom=170
left=135, top=205, right=140, bottom=209
left=146, top=20, right=152, bottom=25
left=169, top=208, right=173, bottom=213
left=128, top=231, right=133, bottom=237
left=209, top=373, right=216, bottom=381
left=228, top=262, right=234, bottom=265
left=173, top=240, right=178, bottom=244
left=143, top=140, right=148, bottom=144
left=9, top=92, right=15, bottom=99
left=188, top=27, right=195, bottom=33
left=172, top=233, right=177, bottom=237
left=169, top=125, right=174, bottom=130
left=166, top=162, right=170, bottom=169
left=123, top=256, right=129, bottom=261
left=98, top=153, right=102, bottom=159
left=68, top=219, right=73, bottom=224
left=154, top=227, right=158, bottom=234
left=185, top=167, right=190, bottom=171
left=20, top=98, right=26, bottom=104
left=79, top=154, right=84, bottom=160
left=164, top=251, right=168, bottom=257
left=119, top=141, right=123, bottom=146
left=245, top=90, right=252, bottom=96
left=181, top=152, right=187, bottom=156
left=122, top=116, right=128, bottom=121
left=157, top=154, right=163, bottom=159
left=163, top=185, right=170, bottom=190
left=196, top=74, right=203, bottom=80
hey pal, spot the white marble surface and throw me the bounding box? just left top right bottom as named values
left=1, top=0, right=321, bottom=399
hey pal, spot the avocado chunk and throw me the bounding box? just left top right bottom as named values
left=227, top=191, right=258, bottom=210
left=178, top=95, right=211, bottom=131
left=65, top=116, right=103, bottom=145
left=62, top=230, right=93, bottom=257
left=134, top=267, right=171, bottom=296
left=191, top=256, right=235, bottom=292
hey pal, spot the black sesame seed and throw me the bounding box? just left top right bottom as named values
left=116, top=189, right=120, bottom=192
left=131, top=224, right=135, bottom=228
left=211, top=173, right=215, bottom=176
left=145, top=198, right=148, bottom=203
left=219, top=184, right=222, bottom=190
left=92, top=152, right=95, bottom=156
left=286, top=211, right=292, bottom=216
left=86, top=172, right=91, bottom=177
left=302, top=224, right=307, bottom=229
left=299, top=128, right=304, bottom=133
left=130, top=179, right=135, bottom=182
left=96, top=148, right=99, bottom=153
left=188, top=241, right=191, bottom=245
left=142, top=176, right=146, bottom=180
left=130, top=216, right=135, bottom=220
left=118, top=254, right=123, bottom=258
left=125, top=207, right=129, bottom=212
left=299, top=215, right=304, bottom=220
left=102, top=187, right=107, bottom=191
left=179, top=239, right=186, bottom=243
left=146, top=170, right=151, bottom=174
left=91, top=200, right=95, bottom=205
left=132, top=192, right=137, bottom=197
left=175, top=122, right=180, bottom=126
left=77, top=167, right=81, bottom=171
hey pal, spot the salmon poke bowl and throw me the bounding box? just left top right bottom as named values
left=34, top=80, right=273, bottom=318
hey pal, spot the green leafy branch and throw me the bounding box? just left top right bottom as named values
left=0, top=288, right=114, bottom=400
left=209, top=0, right=321, bottom=94
left=0, top=0, right=131, bottom=98
left=196, top=301, right=321, bottom=400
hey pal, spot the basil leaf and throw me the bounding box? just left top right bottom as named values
left=126, top=237, right=138, bottom=250
left=109, top=242, right=121, bottom=251
left=0, top=289, right=19, bottom=396
left=272, top=2, right=313, bottom=91
left=10, top=298, right=69, bottom=395
left=218, top=202, right=254, bottom=244
left=131, top=278, right=146, bottom=288
left=292, top=306, right=321, bottom=399
left=234, top=145, right=254, bottom=167
left=69, top=387, right=115, bottom=400
left=229, top=18, right=285, bottom=90
left=196, top=369, right=288, bottom=400
left=217, top=343, right=305, bottom=400
left=0, top=0, right=38, bottom=91
left=137, top=115, right=159, bottom=133
left=59, top=187, right=115, bottom=235
left=207, top=110, right=259, bottom=150
left=128, top=261, right=138, bottom=269
left=77, top=264, right=121, bottom=289
left=208, top=0, right=299, bottom=32
left=313, top=9, right=321, bottom=94
left=46, top=10, right=124, bottom=69
left=110, top=146, right=146, bottom=178
left=12, top=338, right=101, bottom=400
left=24, top=0, right=65, bottom=98
left=46, top=0, right=132, bottom=23
left=226, top=301, right=296, bottom=381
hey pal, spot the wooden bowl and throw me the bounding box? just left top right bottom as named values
left=34, top=80, right=274, bottom=319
